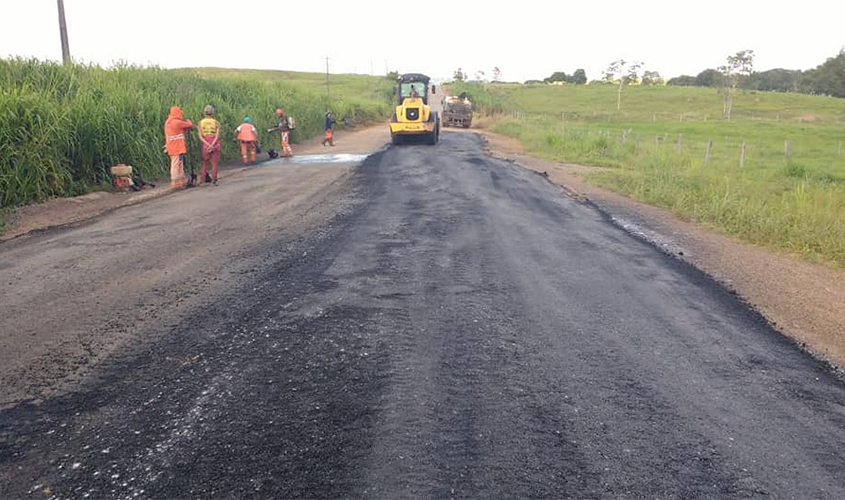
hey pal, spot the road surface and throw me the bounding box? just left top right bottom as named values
left=2, top=132, right=845, bottom=498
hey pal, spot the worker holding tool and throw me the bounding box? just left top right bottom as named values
left=268, top=108, right=294, bottom=157
left=322, top=111, right=336, bottom=147
left=198, top=104, right=221, bottom=184
left=163, top=106, right=194, bottom=190
left=235, top=117, right=260, bottom=165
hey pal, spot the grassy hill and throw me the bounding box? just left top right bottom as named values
left=0, top=60, right=394, bottom=209
left=452, top=82, right=845, bottom=267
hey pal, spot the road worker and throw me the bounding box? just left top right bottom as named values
left=268, top=108, right=294, bottom=157
left=198, top=104, right=221, bottom=184
left=235, top=117, right=259, bottom=165
left=163, top=106, right=194, bottom=189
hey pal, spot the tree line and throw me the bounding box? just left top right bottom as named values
left=668, top=48, right=845, bottom=98
left=501, top=47, right=845, bottom=100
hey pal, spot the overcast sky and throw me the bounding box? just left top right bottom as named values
left=2, top=1, right=844, bottom=83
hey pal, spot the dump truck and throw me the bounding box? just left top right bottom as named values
left=442, top=93, right=473, bottom=128
left=389, top=73, right=440, bottom=145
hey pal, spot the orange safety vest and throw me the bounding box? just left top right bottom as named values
left=237, top=122, right=258, bottom=142
left=164, top=106, right=194, bottom=156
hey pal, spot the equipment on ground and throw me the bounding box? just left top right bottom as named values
left=110, top=164, right=156, bottom=192
left=110, top=164, right=133, bottom=192
left=389, top=73, right=440, bottom=145
left=442, top=93, right=473, bottom=128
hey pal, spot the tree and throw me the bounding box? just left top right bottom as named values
left=543, top=69, right=587, bottom=85
left=718, top=49, right=755, bottom=120
left=746, top=68, right=802, bottom=92
left=667, top=75, right=697, bottom=86
left=474, top=70, right=486, bottom=82
left=452, top=67, right=467, bottom=82
left=544, top=71, right=569, bottom=84
left=605, top=59, right=644, bottom=111
left=695, top=69, right=722, bottom=88
left=641, top=70, right=663, bottom=86
left=802, top=48, right=845, bottom=97
left=492, top=66, right=502, bottom=82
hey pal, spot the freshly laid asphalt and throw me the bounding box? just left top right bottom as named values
left=2, top=132, right=845, bottom=499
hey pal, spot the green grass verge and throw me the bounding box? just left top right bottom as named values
left=0, top=59, right=394, bottom=208
left=454, top=82, right=845, bottom=267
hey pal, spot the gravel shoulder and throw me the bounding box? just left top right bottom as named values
left=0, top=125, right=389, bottom=242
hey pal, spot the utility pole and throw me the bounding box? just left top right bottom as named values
left=57, top=0, right=71, bottom=65
left=325, top=56, right=331, bottom=111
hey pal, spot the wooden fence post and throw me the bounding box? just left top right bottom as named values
left=676, top=134, right=683, bottom=155
left=740, top=141, right=747, bottom=168
left=704, top=140, right=714, bottom=165
left=785, top=140, right=792, bottom=164
left=636, top=133, right=641, bottom=149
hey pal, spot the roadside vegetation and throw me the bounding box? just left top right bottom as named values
left=0, top=59, right=393, bottom=208
left=451, top=81, right=845, bottom=267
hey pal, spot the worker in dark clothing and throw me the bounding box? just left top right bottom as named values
left=268, top=108, right=294, bottom=157
left=322, top=111, right=336, bottom=146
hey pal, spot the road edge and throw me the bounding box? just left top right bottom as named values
left=476, top=130, right=845, bottom=375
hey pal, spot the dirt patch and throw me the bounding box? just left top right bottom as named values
left=0, top=125, right=389, bottom=242
left=479, top=129, right=845, bottom=369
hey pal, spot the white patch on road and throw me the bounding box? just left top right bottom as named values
left=608, top=215, right=686, bottom=258
left=263, top=153, right=369, bottom=166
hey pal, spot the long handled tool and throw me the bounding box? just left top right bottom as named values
left=185, top=126, right=197, bottom=187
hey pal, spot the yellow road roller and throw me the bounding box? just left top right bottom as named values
left=389, top=73, right=440, bottom=145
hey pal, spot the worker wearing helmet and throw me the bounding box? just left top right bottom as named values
left=198, top=104, right=221, bottom=184
left=268, top=108, right=294, bottom=157
left=163, top=106, right=194, bottom=189
left=235, top=117, right=259, bottom=165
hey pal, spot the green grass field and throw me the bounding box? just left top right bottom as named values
left=452, top=82, right=845, bottom=267
left=0, top=60, right=394, bottom=209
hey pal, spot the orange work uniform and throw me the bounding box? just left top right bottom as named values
left=236, top=121, right=259, bottom=164
left=164, top=106, right=194, bottom=189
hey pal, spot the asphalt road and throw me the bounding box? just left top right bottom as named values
left=2, top=132, right=845, bottom=499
